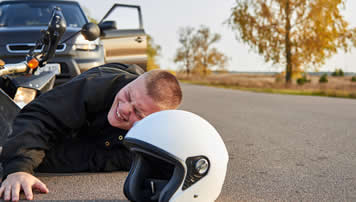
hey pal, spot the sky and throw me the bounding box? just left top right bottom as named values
left=78, top=0, right=356, bottom=73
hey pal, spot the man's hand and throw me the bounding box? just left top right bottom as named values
left=0, top=172, right=49, bottom=201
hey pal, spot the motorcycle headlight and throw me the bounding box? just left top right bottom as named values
left=14, top=87, right=37, bottom=108
left=73, top=34, right=99, bottom=51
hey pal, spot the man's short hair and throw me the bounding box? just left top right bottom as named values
left=143, top=70, right=182, bottom=109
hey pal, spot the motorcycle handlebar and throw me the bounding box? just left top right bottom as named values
left=0, top=62, right=27, bottom=76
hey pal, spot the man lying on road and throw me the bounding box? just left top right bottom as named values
left=0, top=63, right=182, bottom=201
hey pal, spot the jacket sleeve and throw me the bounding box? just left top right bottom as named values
left=0, top=67, right=124, bottom=178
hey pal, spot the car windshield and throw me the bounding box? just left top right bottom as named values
left=0, top=2, right=87, bottom=27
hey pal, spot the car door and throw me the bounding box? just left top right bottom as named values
left=99, top=4, right=147, bottom=70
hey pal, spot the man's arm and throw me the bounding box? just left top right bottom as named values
left=0, top=75, right=93, bottom=201
left=1, top=77, right=91, bottom=176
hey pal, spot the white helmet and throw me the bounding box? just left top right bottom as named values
left=123, top=110, right=229, bottom=202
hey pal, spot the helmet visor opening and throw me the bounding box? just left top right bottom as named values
left=124, top=138, right=185, bottom=202
left=124, top=152, right=175, bottom=201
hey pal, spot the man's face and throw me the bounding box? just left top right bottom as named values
left=107, top=76, right=163, bottom=130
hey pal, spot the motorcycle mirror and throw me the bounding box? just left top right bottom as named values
left=48, top=7, right=67, bottom=37
left=81, top=23, right=101, bottom=41
left=39, top=7, right=67, bottom=66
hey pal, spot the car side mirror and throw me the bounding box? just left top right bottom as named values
left=98, top=21, right=117, bottom=32
left=81, top=23, right=100, bottom=41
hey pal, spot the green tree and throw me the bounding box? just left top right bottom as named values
left=332, top=68, right=344, bottom=76
left=227, top=0, right=356, bottom=83
left=174, top=26, right=228, bottom=75
left=319, top=73, right=328, bottom=83
left=146, top=35, right=161, bottom=71
left=352, top=76, right=356, bottom=82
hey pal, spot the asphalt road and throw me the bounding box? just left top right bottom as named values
left=1, top=83, right=356, bottom=201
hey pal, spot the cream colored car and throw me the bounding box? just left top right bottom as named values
left=100, top=4, right=147, bottom=70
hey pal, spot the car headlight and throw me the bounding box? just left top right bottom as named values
left=73, top=34, right=100, bottom=51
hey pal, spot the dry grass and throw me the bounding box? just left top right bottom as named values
left=177, top=73, right=356, bottom=99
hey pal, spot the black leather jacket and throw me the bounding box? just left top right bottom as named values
left=0, top=63, right=143, bottom=178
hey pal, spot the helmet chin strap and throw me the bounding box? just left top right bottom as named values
left=150, top=180, right=155, bottom=194
left=144, top=178, right=169, bottom=201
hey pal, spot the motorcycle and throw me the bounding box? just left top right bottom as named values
left=0, top=7, right=101, bottom=145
